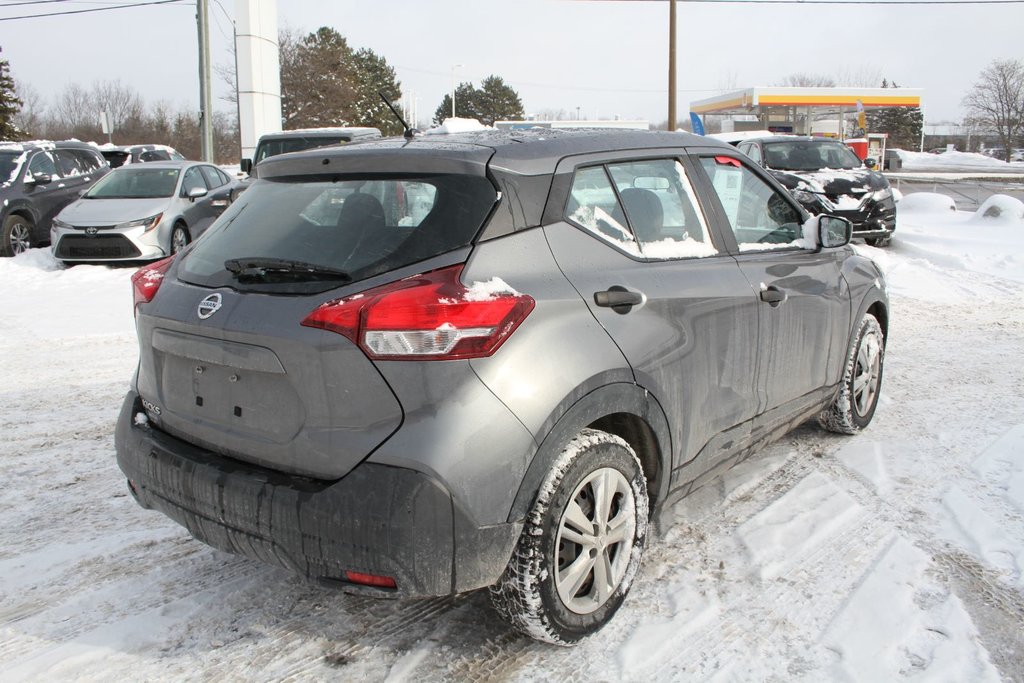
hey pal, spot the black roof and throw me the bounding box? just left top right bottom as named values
left=258, top=128, right=731, bottom=178
left=0, top=140, right=101, bottom=154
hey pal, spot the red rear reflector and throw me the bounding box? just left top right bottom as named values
left=344, top=571, right=397, bottom=589
left=131, top=256, right=175, bottom=307
left=715, top=156, right=741, bottom=167
left=302, top=264, right=535, bottom=360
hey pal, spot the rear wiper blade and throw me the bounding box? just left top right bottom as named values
left=224, top=257, right=352, bottom=282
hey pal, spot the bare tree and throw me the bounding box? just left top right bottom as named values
left=776, top=73, right=836, bottom=88
left=93, top=79, right=144, bottom=130
left=834, top=64, right=884, bottom=87
left=962, top=59, right=1024, bottom=162
left=13, top=79, right=45, bottom=138
left=54, top=83, right=96, bottom=133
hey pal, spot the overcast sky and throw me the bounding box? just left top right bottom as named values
left=3, top=0, right=1021, bottom=128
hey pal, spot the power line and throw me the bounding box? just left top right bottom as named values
left=586, top=0, right=1024, bottom=4
left=0, top=0, right=186, bottom=20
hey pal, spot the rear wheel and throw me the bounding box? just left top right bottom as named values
left=2, top=215, right=32, bottom=256
left=490, top=429, right=649, bottom=645
left=170, top=224, right=190, bottom=254
left=819, top=313, right=884, bottom=434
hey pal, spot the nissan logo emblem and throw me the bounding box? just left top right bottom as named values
left=197, top=293, right=223, bottom=319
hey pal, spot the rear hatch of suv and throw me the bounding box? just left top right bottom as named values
left=133, top=142, right=498, bottom=479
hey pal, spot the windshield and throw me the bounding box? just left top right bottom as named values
left=253, top=136, right=348, bottom=164
left=179, top=173, right=497, bottom=293
left=86, top=167, right=180, bottom=199
left=0, top=151, right=21, bottom=183
left=763, top=141, right=864, bottom=171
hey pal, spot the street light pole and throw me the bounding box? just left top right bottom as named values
left=451, top=63, right=464, bottom=119
left=668, top=0, right=677, bottom=131
left=196, top=0, right=214, bottom=162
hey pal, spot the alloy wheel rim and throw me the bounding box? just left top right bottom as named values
left=853, top=331, right=882, bottom=416
left=171, top=229, right=187, bottom=254
left=10, top=223, right=29, bottom=254
left=555, top=467, right=636, bottom=615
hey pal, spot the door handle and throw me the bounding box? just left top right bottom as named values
left=760, top=284, right=787, bottom=307
left=594, top=286, right=644, bottom=314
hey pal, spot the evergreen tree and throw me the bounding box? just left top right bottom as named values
left=865, top=79, right=923, bottom=149
left=432, top=82, right=479, bottom=125
left=348, top=48, right=403, bottom=135
left=474, top=75, right=525, bottom=126
left=281, top=27, right=356, bottom=128
left=0, top=47, right=24, bottom=140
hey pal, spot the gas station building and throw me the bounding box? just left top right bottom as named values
left=689, top=86, right=924, bottom=140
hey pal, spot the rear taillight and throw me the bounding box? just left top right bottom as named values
left=344, top=571, right=397, bottom=589
left=131, top=256, right=175, bottom=308
left=301, top=264, right=535, bottom=360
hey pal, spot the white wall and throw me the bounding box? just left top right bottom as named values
left=235, top=0, right=281, bottom=161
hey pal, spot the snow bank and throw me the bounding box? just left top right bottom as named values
left=972, top=194, right=1024, bottom=222
left=896, top=191, right=956, bottom=214
left=423, top=118, right=492, bottom=135
left=896, top=149, right=1024, bottom=171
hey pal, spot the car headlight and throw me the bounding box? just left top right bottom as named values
left=871, top=188, right=893, bottom=202
left=116, top=213, right=163, bottom=232
left=52, top=218, right=71, bottom=229
left=791, top=189, right=820, bottom=205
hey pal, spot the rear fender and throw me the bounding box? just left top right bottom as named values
left=507, top=383, right=671, bottom=523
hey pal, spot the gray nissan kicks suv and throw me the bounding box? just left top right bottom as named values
left=116, top=129, right=888, bottom=645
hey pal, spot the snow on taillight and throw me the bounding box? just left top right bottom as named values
left=301, top=264, right=535, bottom=360
left=131, top=256, right=175, bottom=308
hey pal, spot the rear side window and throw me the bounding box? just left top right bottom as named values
left=179, top=174, right=496, bottom=293
left=181, top=167, right=207, bottom=194
left=54, top=150, right=85, bottom=177
left=566, top=159, right=717, bottom=259
left=71, top=149, right=103, bottom=172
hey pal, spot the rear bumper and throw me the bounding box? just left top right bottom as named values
left=114, top=392, right=520, bottom=597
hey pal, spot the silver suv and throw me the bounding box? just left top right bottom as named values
left=115, top=129, right=888, bottom=644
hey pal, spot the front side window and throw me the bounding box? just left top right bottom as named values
left=699, top=157, right=808, bottom=251
left=179, top=174, right=496, bottom=293
left=28, top=151, right=58, bottom=178
left=54, top=150, right=85, bottom=177
left=181, top=167, right=207, bottom=195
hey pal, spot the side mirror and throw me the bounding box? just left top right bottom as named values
left=864, top=157, right=878, bottom=170
left=187, top=186, right=208, bottom=201
left=240, top=158, right=252, bottom=174
left=819, top=215, right=852, bottom=249
left=27, top=172, right=53, bottom=186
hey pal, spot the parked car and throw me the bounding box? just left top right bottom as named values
left=116, top=129, right=888, bottom=645
left=0, top=140, right=110, bottom=256
left=51, top=161, right=236, bottom=263
left=100, top=144, right=186, bottom=169
left=240, top=127, right=381, bottom=176
left=1011, top=148, right=1024, bottom=163
left=736, top=136, right=897, bottom=247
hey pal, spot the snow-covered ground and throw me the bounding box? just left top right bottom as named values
left=1, top=194, right=1023, bottom=681
left=896, top=149, right=1024, bottom=174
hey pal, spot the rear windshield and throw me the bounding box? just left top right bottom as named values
left=87, top=167, right=180, bottom=198
left=253, top=137, right=348, bottom=164
left=179, top=174, right=497, bottom=293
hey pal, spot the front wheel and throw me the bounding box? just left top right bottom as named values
left=170, top=224, right=190, bottom=255
left=865, top=236, right=892, bottom=247
left=1, top=215, right=33, bottom=257
left=819, top=313, right=885, bottom=434
left=490, top=429, right=649, bottom=645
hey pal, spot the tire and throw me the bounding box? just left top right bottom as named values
left=819, top=313, right=885, bottom=434
left=865, top=236, right=891, bottom=247
left=490, top=428, right=649, bottom=645
left=1, top=215, right=33, bottom=257
left=170, top=224, right=190, bottom=255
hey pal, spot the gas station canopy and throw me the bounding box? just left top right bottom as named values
left=690, top=86, right=923, bottom=116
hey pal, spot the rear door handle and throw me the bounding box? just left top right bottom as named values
left=594, top=286, right=644, bottom=314
left=760, top=284, right=787, bottom=307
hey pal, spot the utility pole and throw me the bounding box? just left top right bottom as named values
left=196, top=0, right=214, bottom=162
left=668, top=0, right=676, bottom=131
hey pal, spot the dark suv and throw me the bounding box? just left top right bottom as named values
left=737, top=136, right=897, bottom=246
left=116, top=129, right=888, bottom=644
left=0, top=140, right=110, bottom=256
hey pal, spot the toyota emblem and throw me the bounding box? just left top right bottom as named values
left=85, top=227, right=98, bottom=236
left=197, top=293, right=223, bottom=319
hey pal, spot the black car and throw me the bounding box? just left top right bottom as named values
left=100, top=144, right=186, bottom=169
left=737, top=136, right=896, bottom=246
left=0, top=140, right=110, bottom=256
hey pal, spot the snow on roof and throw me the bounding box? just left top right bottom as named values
left=423, top=118, right=493, bottom=136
